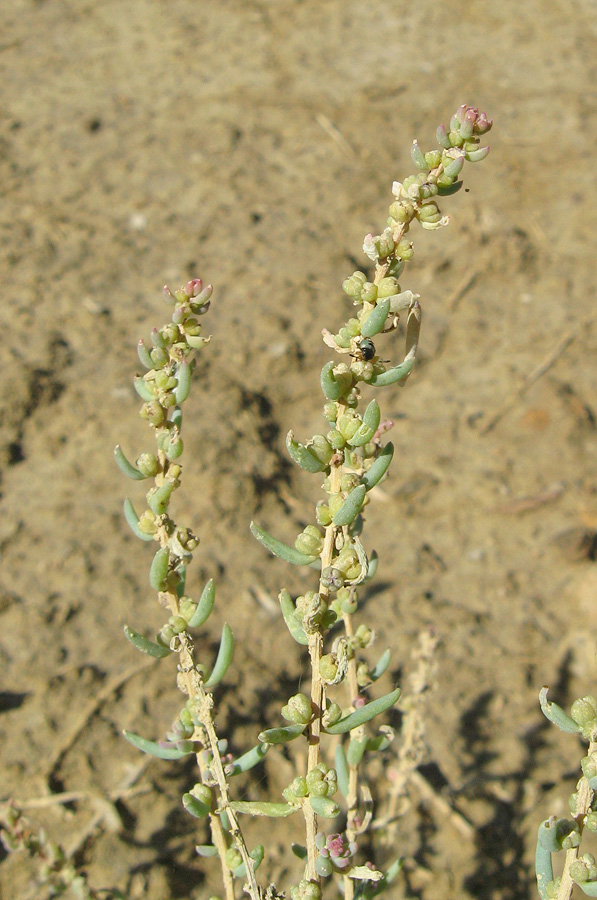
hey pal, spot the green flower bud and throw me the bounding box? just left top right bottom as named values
left=315, top=502, right=332, bottom=527
left=342, top=271, right=367, bottom=299
left=377, top=277, right=399, bottom=298
left=337, top=412, right=361, bottom=441
left=425, top=149, right=442, bottom=168
left=306, top=763, right=327, bottom=793
left=322, top=701, right=342, bottom=727
left=571, top=697, right=597, bottom=727
left=356, top=661, right=371, bottom=687
left=296, top=591, right=328, bottom=633
left=136, top=452, right=160, bottom=477
left=162, top=323, right=180, bottom=344
left=361, top=283, right=378, bottom=304
left=328, top=494, right=344, bottom=519
left=309, top=434, right=334, bottom=464
left=141, top=400, right=166, bottom=426
left=190, top=783, right=214, bottom=810
left=585, top=812, right=597, bottom=834
left=320, top=654, right=339, bottom=684
left=388, top=199, right=414, bottom=223
left=183, top=318, right=201, bottom=337
left=346, top=317, right=362, bottom=336
left=396, top=238, right=414, bottom=261
left=150, top=347, right=169, bottom=367
left=326, top=429, right=346, bottom=450
left=282, top=693, right=313, bottom=725
left=340, top=472, right=360, bottom=493
left=180, top=706, right=194, bottom=729
left=295, top=525, right=324, bottom=557
left=157, top=624, right=176, bottom=646
left=337, top=326, right=353, bottom=345
left=284, top=775, right=309, bottom=799
left=137, top=509, right=158, bottom=534
left=225, top=847, right=243, bottom=871
left=350, top=359, right=375, bottom=381
left=323, top=402, right=337, bottom=422
left=354, top=623, right=373, bottom=648
left=417, top=201, right=442, bottom=223
left=167, top=615, right=188, bottom=635
left=582, top=753, right=597, bottom=780
left=570, top=853, right=597, bottom=883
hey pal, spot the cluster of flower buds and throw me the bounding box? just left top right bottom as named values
left=283, top=762, right=338, bottom=811
left=570, top=695, right=597, bottom=741
left=314, top=831, right=357, bottom=876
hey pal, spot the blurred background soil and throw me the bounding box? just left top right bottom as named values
left=1, top=1, right=596, bottom=898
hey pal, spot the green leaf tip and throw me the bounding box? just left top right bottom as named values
left=332, top=484, right=366, bottom=526
left=286, top=431, right=327, bottom=473
left=123, top=498, right=154, bottom=541
left=204, top=623, right=234, bottom=688
left=250, top=521, right=318, bottom=566
left=324, top=687, right=401, bottom=734
left=114, top=445, right=146, bottom=480
left=539, top=687, right=581, bottom=734
left=228, top=801, right=298, bottom=818
left=123, top=730, right=193, bottom=760
left=124, top=624, right=171, bottom=658
left=187, top=578, right=216, bottom=628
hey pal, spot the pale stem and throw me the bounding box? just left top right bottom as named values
left=304, top=457, right=343, bottom=883
left=556, top=738, right=597, bottom=900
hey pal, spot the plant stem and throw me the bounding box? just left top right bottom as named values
left=556, top=739, right=597, bottom=900
left=305, top=456, right=343, bottom=882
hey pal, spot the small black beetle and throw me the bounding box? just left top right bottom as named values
left=357, top=338, right=376, bottom=361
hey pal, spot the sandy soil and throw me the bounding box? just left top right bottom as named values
left=1, top=1, right=597, bottom=898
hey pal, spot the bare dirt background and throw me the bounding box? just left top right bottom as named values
left=1, top=1, right=597, bottom=898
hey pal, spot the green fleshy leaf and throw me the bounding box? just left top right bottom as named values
left=370, top=648, right=391, bottom=681
left=232, top=844, right=265, bottom=879
left=124, top=624, right=171, bottom=658
left=123, top=730, right=193, bottom=759
left=250, top=521, right=318, bottom=566
left=286, top=431, right=327, bottom=473
left=536, top=822, right=556, bottom=900
left=308, top=796, right=340, bottom=818
left=324, top=688, right=401, bottom=734
left=226, top=743, right=269, bottom=777
left=204, top=624, right=233, bottom=688
left=292, top=844, right=308, bottom=860
left=196, top=845, right=218, bottom=857
left=361, top=297, right=390, bottom=338
left=114, top=444, right=147, bottom=480
left=137, top=339, right=153, bottom=369
left=539, top=687, right=581, bottom=734
left=279, top=589, right=309, bottom=645
left=123, top=498, right=154, bottom=541
left=346, top=737, right=368, bottom=766
left=348, top=399, right=380, bottom=447
left=369, top=357, right=414, bottom=387
left=174, top=359, right=191, bottom=404
left=332, top=484, right=366, bottom=526
left=148, top=481, right=175, bottom=515
left=334, top=743, right=350, bottom=797
left=258, top=724, right=306, bottom=744
left=149, top=546, right=170, bottom=591
left=134, top=376, right=154, bottom=401
left=366, top=725, right=395, bottom=752
left=187, top=578, right=215, bottom=628
left=320, top=361, right=342, bottom=401
left=182, top=792, right=210, bottom=819
left=228, top=801, right=298, bottom=818
left=361, top=443, right=394, bottom=491
left=365, top=550, right=379, bottom=581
